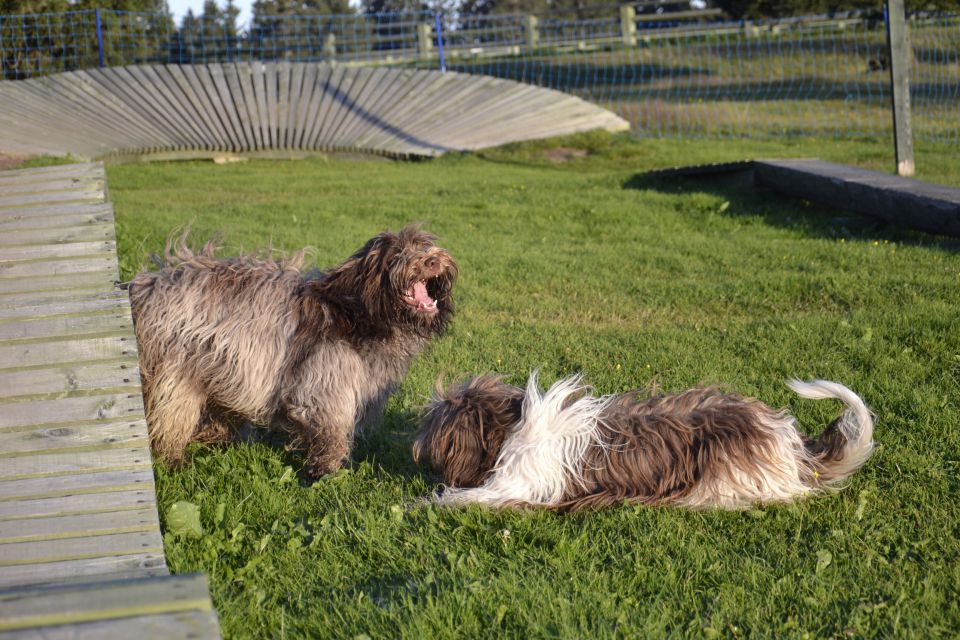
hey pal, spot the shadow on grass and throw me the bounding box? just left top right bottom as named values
left=352, top=406, right=427, bottom=481
left=624, top=170, right=960, bottom=250
left=175, top=404, right=430, bottom=486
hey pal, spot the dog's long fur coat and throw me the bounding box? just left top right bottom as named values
left=128, top=226, right=457, bottom=478
left=414, top=373, right=874, bottom=510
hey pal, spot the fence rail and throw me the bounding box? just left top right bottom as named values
left=0, top=8, right=957, bottom=145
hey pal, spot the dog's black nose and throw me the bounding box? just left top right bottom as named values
left=425, top=256, right=439, bottom=270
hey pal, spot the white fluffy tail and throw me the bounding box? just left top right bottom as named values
left=787, top=379, right=875, bottom=481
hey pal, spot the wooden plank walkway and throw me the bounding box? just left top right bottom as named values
left=645, top=159, right=960, bottom=237
left=0, top=64, right=630, bottom=161
left=0, top=163, right=219, bottom=638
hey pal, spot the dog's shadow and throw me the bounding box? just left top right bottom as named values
left=222, top=407, right=431, bottom=485
left=625, top=172, right=960, bottom=250
left=351, top=407, right=428, bottom=481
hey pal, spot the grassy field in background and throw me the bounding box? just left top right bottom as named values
left=107, top=132, right=960, bottom=638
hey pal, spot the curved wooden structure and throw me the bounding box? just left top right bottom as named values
left=0, top=63, right=629, bottom=161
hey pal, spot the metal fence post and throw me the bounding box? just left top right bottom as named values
left=525, top=15, right=538, bottom=51
left=885, top=0, right=915, bottom=177
left=434, top=13, right=446, bottom=73
left=620, top=6, right=636, bottom=47
left=95, top=8, right=105, bottom=68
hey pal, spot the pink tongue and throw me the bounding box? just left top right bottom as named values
left=412, top=281, right=434, bottom=306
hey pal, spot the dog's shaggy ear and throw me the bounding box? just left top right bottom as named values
left=354, top=231, right=404, bottom=321
left=414, top=374, right=524, bottom=487
left=304, top=231, right=403, bottom=335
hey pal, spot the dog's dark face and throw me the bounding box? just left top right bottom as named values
left=413, top=374, right=524, bottom=487
left=387, top=227, right=457, bottom=326
left=314, top=226, right=458, bottom=339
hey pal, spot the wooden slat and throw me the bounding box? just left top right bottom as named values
left=0, top=574, right=216, bottom=632
left=0, top=271, right=117, bottom=297
left=0, top=202, right=112, bottom=222
left=0, top=291, right=128, bottom=321
left=264, top=62, right=280, bottom=149
left=251, top=63, right=272, bottom=150
left=0, top=489, right=156, bottom=519
left=0, top=209, right=114, bottom=232
left=292, top=63, right=319, bottom=150
left=0, top=469, right=155, bottom=503
left=0, top=255, right=118, bottom=278
left=206, top=63, right=248, bottom=152
left=0, top=240, right=114, bottom=263
left=0, top=335, right=137, bottom=372
left=168, top=65, right=231, bottom=152
left=0, top=445, right=153, bottom=479
left=301, top=64, right=339, bottom=150
left=0, top=508, right=159, bottom=542
left=0, top=164, right=102, bottom=183
left=0, top=311, right=131, bottom=341
left=0, top=551, right=167, bottom=589
left=0, top=189, right=104, bottom=210
left=0, top=223, right=114, bottom=248
left=0, top=608, right=220, bottom=639
left=0, top=531, right=164, bottom=568
left=0, top=390, right=143, bottom=430
left=0, top=419, right=147, bottom=456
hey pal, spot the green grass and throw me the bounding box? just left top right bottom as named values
left=108, top=133, right=960, bottom=639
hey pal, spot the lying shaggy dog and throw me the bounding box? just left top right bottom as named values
left=127, top=226, right=457, bottom=479
left=414, top=372, right=874, bottom=510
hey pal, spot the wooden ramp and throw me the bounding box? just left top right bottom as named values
left=646, top=158, right=960, bottom=237
left=0, top=163, right=219, bottom=638
left=0, top=64, right=629, bottom=161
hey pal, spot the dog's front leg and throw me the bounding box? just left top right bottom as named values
left=283, top=401, right=356, bottom=480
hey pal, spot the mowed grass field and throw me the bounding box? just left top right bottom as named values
left=106, top=133, right=960, bottom=638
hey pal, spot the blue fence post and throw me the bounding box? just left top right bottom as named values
left=434, top=12, right=446, bottom=73
left=95, top=8, right=105, bottom=68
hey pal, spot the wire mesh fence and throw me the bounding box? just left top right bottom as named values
left=0, top=7, right=957, bottom=145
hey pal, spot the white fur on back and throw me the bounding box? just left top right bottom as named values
left=437, top=373, right=610, bottom=508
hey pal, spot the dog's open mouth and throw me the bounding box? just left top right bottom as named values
left=403, top=279, right=439, bottom=314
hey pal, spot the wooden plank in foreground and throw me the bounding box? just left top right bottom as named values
left=0, top=573, right=219, bottom=638
left=0, top=162, right=220, bottom=638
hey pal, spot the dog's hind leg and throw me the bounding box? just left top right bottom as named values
left=143, top=368, right=206, bottom=465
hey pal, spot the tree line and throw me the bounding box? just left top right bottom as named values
left=5, top=0, right=960, bottom=22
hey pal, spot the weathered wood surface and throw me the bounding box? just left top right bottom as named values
left=753, top=159, right=960, bottom=237
left=645, top=158, right=960, bottom=237
left=0, top=574, right=218, bottom=637
left=0, top=163, right=219, bottom=638
left=0, top=63, right=629, bottom=161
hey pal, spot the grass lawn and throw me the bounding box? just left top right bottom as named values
left=107, top=132, right=960, bottom=638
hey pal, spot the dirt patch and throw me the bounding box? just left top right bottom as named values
left=543, top=147, right=589, bottom=163
left=0, top=152, right=32, bottom=171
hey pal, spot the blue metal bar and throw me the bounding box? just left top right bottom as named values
left=95, top=8, right=104, bottom=67
left=434, top=12, right=446, bottom=73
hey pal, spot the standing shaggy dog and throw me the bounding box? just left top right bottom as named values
left=414, top=372, right=874, bottom=510
left=128, top=226, right=457, bottom=479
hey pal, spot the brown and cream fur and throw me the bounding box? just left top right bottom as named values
left=414, top=372, right=874, bottom=510
left=127, top=226, right=457, bottom=479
